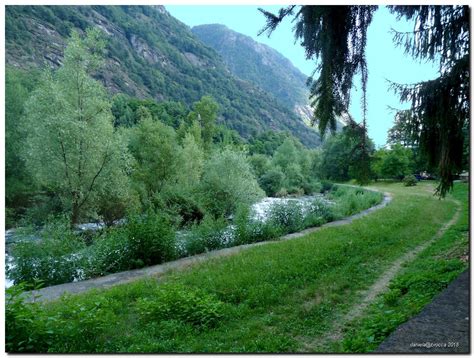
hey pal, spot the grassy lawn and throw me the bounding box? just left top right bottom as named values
left=7, top=182, right=468, bottom=353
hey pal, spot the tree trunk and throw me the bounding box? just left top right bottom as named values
left=71, top=202, right=80, bottom=228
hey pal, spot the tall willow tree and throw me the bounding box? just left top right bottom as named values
left=259, top=5, right=469, bottom=195
left=22, top=28, right=131, bottom=225
left=259, top=6, right=377, bottom=184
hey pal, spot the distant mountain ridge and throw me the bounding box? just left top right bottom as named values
left=5, top=5, right=322, bottom=147
left=192, top=24, right=309, bottom=110
left=192, top=23, right=347, bottom=131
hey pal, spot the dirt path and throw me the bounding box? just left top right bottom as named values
left=299, top=189, right=462, bottom=352
left=24, top=188, right=392, bottom=303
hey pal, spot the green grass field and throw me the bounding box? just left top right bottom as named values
left=7, top=182, right=468, bottom=353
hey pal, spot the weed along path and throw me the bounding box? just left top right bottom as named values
left=16, top=182, right=468, bottom=353
left=25, top=187, right=392, bottom=303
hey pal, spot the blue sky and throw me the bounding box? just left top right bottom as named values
left=167, top=5, right=439, bottom=147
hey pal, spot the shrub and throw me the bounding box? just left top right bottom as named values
left=200, top=149, right=264, bottom=218
left=126, top=211, right=177, bottom=266
left=259, top=169, right=285, bottom=197
left=320, top=180, right=334, bottom=193
left=45, top=295, right=117, bottom=353
left=403, top=174, right=417, bottom=186
left=287, top=186, right=304, bottom=196
left=302, top=179, right=322, bottom=195
left=83, top=228, right=133, bottom=278
left=157, top=186, right=205, bottom=226
left=8, top=216, right=87, bottom=287
left=6, top=284, right=49, bottom=353
left=21, top=193, right=63, bottom=227
left=185, top=215, right=230, bottom=256
left=233, top=205, right=282, bottom=245
left=329, top=186, right=382, bottom=218
left=302, top=198, right=334, bottom=228
left=136, top=284, right=225, bottom=328
left=268, top=201, right=304, bottom=234
left=275, top=188, right=288, bottom=198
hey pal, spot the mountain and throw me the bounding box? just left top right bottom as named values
left=192, top=23, right=347, bottom=130
left=192, top=24, right=309, bottom=111
left=5, top=5, right=321, bottom=147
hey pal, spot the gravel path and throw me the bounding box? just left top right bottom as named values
left=23, top=188, right=392, bottom=303
left=376, top=269, right=470, bottom=353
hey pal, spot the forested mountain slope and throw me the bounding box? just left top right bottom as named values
left=5, top=5, right=321, bottom=146
left=192, top=24, right=309, bottom=111
left=192, top=23, right=347, bottom=129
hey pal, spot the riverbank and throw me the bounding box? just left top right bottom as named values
left=5, top=182, right=467, bottom=353
left=6, top=185, right=381, bottom=289
left=22, top=188, right=390, bottom=302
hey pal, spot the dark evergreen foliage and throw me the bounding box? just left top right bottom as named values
left=259, top=5, right=377, bottom=135
left=389, top=5, right=469, bottom=196
left=259, top=5, right=377, bottom=184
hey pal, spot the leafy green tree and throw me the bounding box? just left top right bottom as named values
left=111, top=94, right=135, bottom=127
left=259, top=169, right=285, bottom=196
left=272, top=138, right=301, bottom=172
left=372, top=144, right=413, bottom=180
left=200, top=149, right=264, bottom=217
left=320, top=134, right=352, bottom=181
left=387, top=110, right=429, bottom=175
left=248, top=131, right=291, bottom=156
left=249, top=154, right=271, bottom=178
left=320, top=125, right=374, bottom=182
left=177, top=133, right=204, bottom=190
left=187, top=96, right=219, bottom=151
left=387, top=110, right=418, bottom=148
left=21, top=28, right=131, bottom=225
left=128, top=115, right=181, bottom=207
left=5, top=67, right=40, bottom=220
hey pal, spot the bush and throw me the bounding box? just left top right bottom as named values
left=233, top=205, right=282, bottom=245
left=301, top=179, right=322, bottom=195
left=83, top=228, right=133, bottom=278
left=6, top=284, right=49, bottom=353
left=268, top=201, right=305, bottom=234
left=200, top=149, right=264, bottom=218
left=184, top=215, right=230, bottom=256
left=8, top=216, right=87, bottom=287
left=302, top=198, right=334, bottom=228
left=320, top=180, right=334, bottom=193
left=45, top=295, right=117, bottom=353
left=259, top=169, right=284, bottom=197
left=328, top=186, right=382, bottom=218
left=275, top=188, right=288, bottom=198
left=403, top=174, right=417, bottom=186
left=126, top=211, right=177, bottom=266
left=157, top=186, right=205, bottom=226
left=136, top=283, right=225, bottom=328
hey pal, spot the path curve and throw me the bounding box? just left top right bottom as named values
left=24, top=187, right=392, bottom=303
left=299, top=188, right=462, bottom=351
